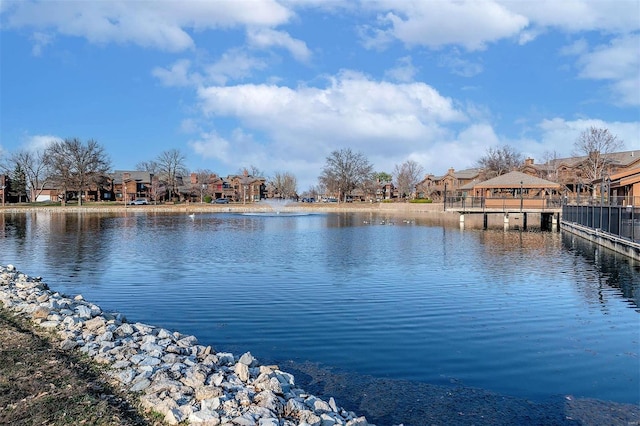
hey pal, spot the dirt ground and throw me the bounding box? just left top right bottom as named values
left=0, top=308, right=162, bottom=426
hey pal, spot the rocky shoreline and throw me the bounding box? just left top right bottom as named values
left=0, top=264, right=374, bottom=426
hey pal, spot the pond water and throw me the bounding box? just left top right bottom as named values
left=1, top=211, right=638, bottom=416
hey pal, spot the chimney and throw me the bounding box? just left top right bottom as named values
left=525, top=158, right=534, bottom=166
left=448, top=167, right=455, bottom=175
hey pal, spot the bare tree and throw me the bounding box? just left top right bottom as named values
left=10, top=150, right=51, bottom=202
left=477, top=145, right=523, bottom=178
left=393, top=160, right=424, bottom=199
left=270, top=171, right=298, bottom=199
left=192, top=169, right=214, bottom=203
left=319, top=148, right=373, bottom=202
left=573, top=127, right=624, bottom=194
left=156, top=149, right=187, bottom=200
left=135, top=160, right=159, bottom=174
left=238, top=165, right=264, bottom=177
left=45, top=138, right=111, bottom=206
left=541, top=150, right=561, bottom=182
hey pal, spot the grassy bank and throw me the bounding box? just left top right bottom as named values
left=0, top=201, right=448, bottom=215
left=0, top=307, right=161, bottom=426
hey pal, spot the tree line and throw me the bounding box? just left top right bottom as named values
left=0, top=127, right=624, bottom=204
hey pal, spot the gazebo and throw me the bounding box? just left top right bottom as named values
left=472, top=171, right=561, bottom=209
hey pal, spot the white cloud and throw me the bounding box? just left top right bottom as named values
left=438, top=50, right=483, bottom=77
left=503, top=0, right=640, bottom=34
left=180, top=118, right=201, bottom=134
left=205, top=49, right=268, bottom=85
left=3, top=0, right=293, bottom=52
left=30, top=31, right=54, bottom=56
left=361, top=0, right=529, bottom=51
left=152, top=59, right=201, bottom=87
left=562, top=34, right=640, bottom=107
left=537, top=118, right=640, bottom=154
left=384, top=56, right=418, bottom=82
left=193, top=72, right=471, bottom=188
left=247, top=28, right=311, bottom=62
left=197, top=71, right=466, bottom=150
left=189, top=131, right=232, bottom=163
left=414, top=123, right=500, bottom=174
left=23, top=135, right=62, bottom=152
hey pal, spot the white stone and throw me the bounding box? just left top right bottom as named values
left=345, top=417, right=369, bottom=426
left=112, top=368, right=136, bottom=384
left=84, top=316, right=106, bottom=332
left=75, top=305, right=92, bottom=319
left=39, top=320, right=60, bottom=328
left=130, top=378, right=151, bottom=392
left=115, top=323, right=135, bottom=336
left=189, top=410, right=220, bottom=425
left=329, top=397, right=338, bottom=413
left=200, top=397, right=222, bottom=412
left=234, top=363, right=250, bottom=383
left=217, top=352, right=235, bottom=365
left=59, top=339, right=78, bottom=350
left=232, top=414, right=256, bottom=426
left=165, top=408, right=187, bottom=425
left=238, top=351, right=256, bottom=366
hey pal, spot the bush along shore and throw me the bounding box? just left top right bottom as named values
left=0, top=265, right=374, bottom=426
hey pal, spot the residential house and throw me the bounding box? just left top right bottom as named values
left=227, top=170, right=266, bottom=202
left=521, top=150, right=640, bottom=195
left=416, top=168, right=482, bottom=200
left=606, top=166, right=640, bottom=206
left=188, top=172, right=235, bottom=201
left=112, top=171, right=156, bottom=203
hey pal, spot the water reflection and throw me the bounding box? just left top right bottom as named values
left=0, top=211, right=638, bottom=407
left=562, top=232, right=640, bottom=311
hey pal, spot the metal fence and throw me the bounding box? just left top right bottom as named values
left=562, top=197, right=640, bottom=243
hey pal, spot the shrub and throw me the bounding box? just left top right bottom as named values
left=204, top=195, right=212, bottom=204
left=410, top=198, right=432, bottom=203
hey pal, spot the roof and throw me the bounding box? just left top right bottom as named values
left=473, top=171, right=561, bottom=189
left=459, top=180, right=478, bottom=190
left=609, top=166, right=640, bottom=188
left=453, top=168, right=482, bottom=179
left=547, top=150, right=640, bottom=169
left=112, top=170, right=154, bottom=184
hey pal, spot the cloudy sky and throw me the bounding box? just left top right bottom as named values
left=1, top=0, right=639, bottom=190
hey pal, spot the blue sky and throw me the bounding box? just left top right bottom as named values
left=1, top=0, right=639, bottom=191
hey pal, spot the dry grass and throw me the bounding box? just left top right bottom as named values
left=0, top=308, right=161, bottom=426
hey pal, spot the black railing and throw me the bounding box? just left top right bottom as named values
left=562, top=199, right=640, bottom=243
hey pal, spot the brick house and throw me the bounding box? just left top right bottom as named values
left=416, top=168, right=483, bottom=201
left=520, top=150, right=640, bottom=196
left=112, top=171, right=156, bottom=203
left=227, top=171, right=266, bottom=202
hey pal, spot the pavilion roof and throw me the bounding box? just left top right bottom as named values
left=473, top=171, right=561, bottom=189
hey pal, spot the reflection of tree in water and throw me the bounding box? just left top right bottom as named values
left=2, top=213, right=28, bottom=244
left=562, top=232, right=640, bottom=310
left=44, top=213, right=113, bottom=286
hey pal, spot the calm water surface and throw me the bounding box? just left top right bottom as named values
left=1, top=211, right=638, bottom=407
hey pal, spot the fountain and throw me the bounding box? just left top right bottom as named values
left=241, top=198, right=311, bottom=216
